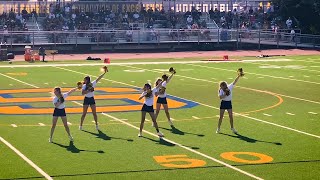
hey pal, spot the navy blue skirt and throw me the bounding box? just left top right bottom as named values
left=83, top=97, right=96, bottom=105
left=157, top=97, right=167, bottom=104
left=53, top=108, right=66, bottom=117
left=220, top=100, right=232, bottom=109
left=141, top=104, right=154, bottom=112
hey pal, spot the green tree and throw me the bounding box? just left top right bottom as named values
left=272, top=0, right=320, bottom=34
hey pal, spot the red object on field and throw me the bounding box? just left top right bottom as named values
left=104, top=58, right=110, bottom=63
left=223, top=55, right=229, bottom=60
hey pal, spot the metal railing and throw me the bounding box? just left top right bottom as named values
left=0, top=29, right=319, bottom=49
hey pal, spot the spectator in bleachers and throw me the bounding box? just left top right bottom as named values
left=125, top=29, right=133, bottom=42
left=286, top=17, right=292, bottom=29
left=31, top=9, right=38, bottom=21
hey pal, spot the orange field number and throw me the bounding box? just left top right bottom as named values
left=153, top=155, right=206, bottom=168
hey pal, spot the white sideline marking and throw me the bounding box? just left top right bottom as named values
left=308, top=112, right=317, bottom=115
left=0, top=59, right=292, bottom=68
left=11, top=124, right=17, bottom=127
left=0, top=73, right=39, bottom=88
left=286, top=112, right=295, bottom=116
left=67, top=122, right=72, bottom=125
left=0, top=137, right=53, bottom=180
left=263, top=113, right=272, bottom=117
left=192, top=116, right=200, bottom=119
left=123, top=64, right=320, bottom=105
left=115, top=65, right=320, bottom=139
left=38, top=123, right=45, bottom=126
left=101, top=113, right=263, bottom=180
left=188, top=64, right=320, bottom=85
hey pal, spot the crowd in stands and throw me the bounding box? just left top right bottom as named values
left=0, top=2, right=298, bottom=44
left=0, top=8, right=38, bottom=43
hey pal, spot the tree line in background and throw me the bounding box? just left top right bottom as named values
left=272, top=0, right=320, bottom=34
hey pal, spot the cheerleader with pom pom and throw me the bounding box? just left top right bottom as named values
left=216, top=68, right=244, bottom=134
left=49, top=87, right=77, bottom=143
left=79, top=66, right=108, bottom=131
left=154, top=67, right=176, bottom=127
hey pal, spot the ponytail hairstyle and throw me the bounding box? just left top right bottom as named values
left=155, top=78, right=162, bottom=87
left=219, top=81, right=230, bottom=96
left=162, top=74, right=169, bottom=81
left=54, top=87, right=64, bottom=103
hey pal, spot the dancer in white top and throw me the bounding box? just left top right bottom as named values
left=216, top=68, right=244, bottom=134
left=49, top=87, right=77, bottom=143
left=79, top=66, right=108, bottom=131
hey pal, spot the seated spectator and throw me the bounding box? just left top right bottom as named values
left=31, top=9, right=38, bottom=21
left=286, top=17, right=292, bottom=29
left=125, top=29, right=133, bottom=42
left=133, top=12, right=140, bottom=22
left=22, top=8, right=28, bottom=21
left=187, top=15, right=193, bottom=25
left=290, top=29, right=295, bottom=42
left=169, top=27, right=177, bottom=40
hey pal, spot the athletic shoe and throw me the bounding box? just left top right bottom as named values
left=231, top=128, right=238, bottom=134
left=216, top=128, right=220, bottom=134
left=79, top=126, right=83, bottom=131
left=95, top=125, right=99, bottom=131
left=152, top=122, right=155, bottom=127
left=157, top=132, right=164, bottom=137
left=138, top=132, right=142, bottom=137
left=69, top=135, right=74, bottom=142
left=48, top=137, right=52, bottom=143
left=168, top=120, right=174, bottom=126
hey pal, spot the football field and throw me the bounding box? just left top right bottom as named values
left=0, top=55, right=319, bottom=179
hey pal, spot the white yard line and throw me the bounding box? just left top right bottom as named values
left=0, top=59, right=291, bottom=68
left=0, top=137, right=52, bottom=180
left=0, top=73, right=39, bottom=88
left=101, top=113, right=263, bottom=180
left=123, top=64, right=320, bottom=105
left=263, top=113, right=272, bottom=117
left=188, top=64, right=320, bottom=85
left=11, top=124, right=17, bottom=127
left=308, top=112, right=318, bottom=115
left=113, top=65, right=320, bottom=139
left=38, top=123, right=45, bottom=126
left=286, top=112, right=295, bottom=116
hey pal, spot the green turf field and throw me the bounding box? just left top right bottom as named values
left=0, top=55, right=319, bottom=179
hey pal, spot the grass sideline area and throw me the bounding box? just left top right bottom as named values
left=0, top=55, right=319, bottom=179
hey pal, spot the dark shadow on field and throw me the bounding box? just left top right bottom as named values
left=142, top=136, right=175, bottom=147
left=7, top=159, right=320, bottom=179
left=220, top=133, right=282, bottom=145
left=141, top=136, right=199, bottom=149
left=52, top=141, right=105, bottom=154
left=159, top=126, right=205, bottom=137
left=83, top=130, right=134, bottom=142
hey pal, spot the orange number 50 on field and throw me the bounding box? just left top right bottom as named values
left=153, top=155, right=206, bottom=168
